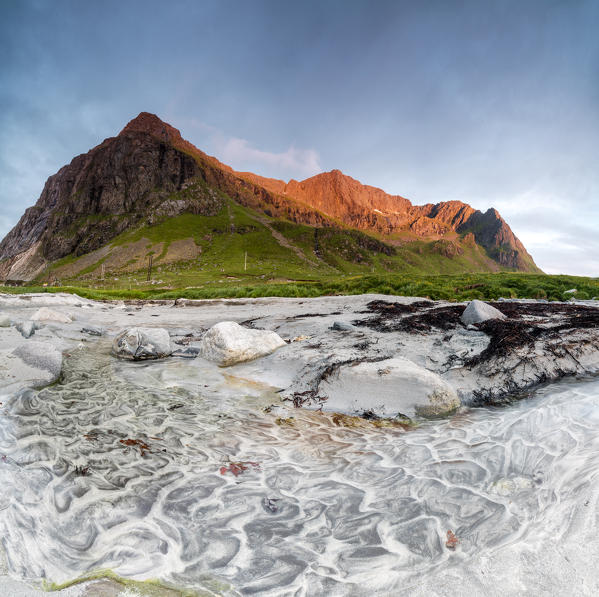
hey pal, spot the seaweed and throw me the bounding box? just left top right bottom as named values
left=446, top=530, right=459, bottom=549
left=466, top=302, right=599, bottom=367
left=74, top=465, right=90, bottom=477
left=119, top=438, right=151, bottom=456
left=285, top=390, right=328, bottom=408
left=220, top=461, right=260, bottom=476
left=361, top=299, right=434, bottom=315
left=355, top=304, right=463, bottom=334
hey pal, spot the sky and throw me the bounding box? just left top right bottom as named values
left=0, top=0, right=598, bottom=275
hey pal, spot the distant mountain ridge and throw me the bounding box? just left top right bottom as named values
left=0, top=112, right=540, bottom=281
left=238, top=168, right=534, bottom=270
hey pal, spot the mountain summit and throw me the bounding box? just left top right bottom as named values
left=0, top=112, right=540, bottom=282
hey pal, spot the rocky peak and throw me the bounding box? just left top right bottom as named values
left=118, top=112, right=224, bottom=170
left=119, top=112, right=183, bottom=145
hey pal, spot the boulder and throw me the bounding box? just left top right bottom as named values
left=461, top=300, right=506, bottom=326
left=318, top=357, right=460, bottom=418
left=564, top=288, right=577, bottom=295
left=201, top=321, right=286, bottom=366
left=11, top=341, right=63, bottom=386
left=30, top=307, right=72, bottom=323
left=112, top=327, right=172, bottom=360
left=0, top=313, right=11, bottom=327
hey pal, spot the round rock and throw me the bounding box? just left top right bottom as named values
left=318, top=357, right=460, bottom=418
left=201, top=321, right=286, bottom=367
left=112, top=327, right=172, bottom=360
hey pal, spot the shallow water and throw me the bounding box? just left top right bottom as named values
left=1, top=343, right=599, bottom=595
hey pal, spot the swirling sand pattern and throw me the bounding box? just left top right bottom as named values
left=0, top=344, right=598, bottom=595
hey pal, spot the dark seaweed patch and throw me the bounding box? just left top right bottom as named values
left=467, top=303, right=599, bottom=367
left=355, top=303, right=463, bottom=333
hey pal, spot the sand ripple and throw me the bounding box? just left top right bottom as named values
left=0, top=343, right=598, bottom=595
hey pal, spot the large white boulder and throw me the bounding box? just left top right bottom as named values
left=112, top=327, right=172, bottom=360
left=201, top=321, right=286, bottom=367
left=30, top=307, right=72, bottom=324
left=318, top=357, right=460, bottom=418
left=0, top=313, right=11, bottom=327
left=461, top=300, right=506, bottom=326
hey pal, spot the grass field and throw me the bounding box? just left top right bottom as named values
left=2, top=272, right=597, bottom=302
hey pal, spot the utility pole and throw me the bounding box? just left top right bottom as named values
left=244, top=251, right=247, bottom=271
left=101, top=263, right=105, bottom=281
left=147, top=255, right=153, bottom=281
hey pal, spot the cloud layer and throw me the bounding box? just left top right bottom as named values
left=0, top=0, right=597, bottom=275
left=218, top=137, right=321, bottom=179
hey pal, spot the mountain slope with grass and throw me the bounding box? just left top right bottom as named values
left=0, top=112, right=541, bottom=285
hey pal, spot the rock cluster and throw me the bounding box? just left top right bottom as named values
left=5, top=292, right=598, bottom=426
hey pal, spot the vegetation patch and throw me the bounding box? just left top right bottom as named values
left=3, top=273, right=599, bottom=302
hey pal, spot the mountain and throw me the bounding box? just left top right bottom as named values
left=238, top=169, right=535, bottom=270
left=0, top=112, right=540, bottom=283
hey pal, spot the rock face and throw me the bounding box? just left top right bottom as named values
left=461, top=300, right=507, bottom=325
left=201, top=321, right=286, bottom=366
left=317, top=357, right=460, bottom=418
left=112, top=327, right=172, bottom=360
left=0, top=112, right=540, bottom=280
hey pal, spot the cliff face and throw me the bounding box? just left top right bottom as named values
left=0, top=112, right=540, bottom=280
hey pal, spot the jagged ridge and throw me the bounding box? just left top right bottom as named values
left=0, top=112, right=540, bottom=281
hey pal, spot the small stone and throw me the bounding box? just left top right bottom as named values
left=171, top=346, right=201, bottom=358
left=81, top=325, right=104, bottom=336
left=331, top=321, right=355, bottom=332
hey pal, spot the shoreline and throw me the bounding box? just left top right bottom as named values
left=1, top=292, right=599, bottom=594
